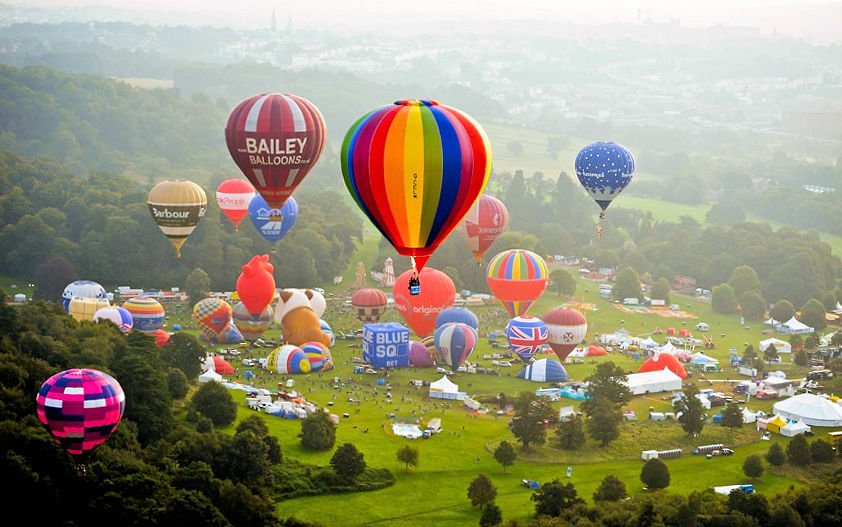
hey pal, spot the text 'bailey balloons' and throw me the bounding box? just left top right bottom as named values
left=575, top=141, right=635, bottom=212
left=216, top=179, right=255, bottom=231
left=237, top=255, right=276, bottom=316
left=517, top=358, right=568, bottom=383
left=486, top=249, right=549, bottom=317
left=458, top=194, right=508, bottom=263
left=434, top=322, right=478, bottom=370
left=122, top=296, right=165, bottom=333
left=341, top=99, right=492, bottom=272
left=506, top=315, right=548, bottom=363
left=193, top=298, right=233, bottom=342
left=363, top=322, right=410, bottom=369
left=320, top=319, right=335, bottom=347
left=301, top=342, right=333, bottom=372
left=36, top=368, right=125, bottom=460
left=266, top=345, right=311, bottom=374
left=351, top=288, right=388, bottom=323
left=248, top=194, right=298, bottom=245
left=147, top=180, right=207, bottom=258
left=232, top=301, right=272, bottom=341
left=393, top=267, right=455, bottom=337
left=62, top=280, right=106, bottom=312
left=408, top=340, right=436, bottom=367
left=226, top=93, right=326, bottom=209
left=435, top=306, right=479, bottom=330
left=543, top=307, right=588, bottom=362
left=93, top=306, right=133, bottom=333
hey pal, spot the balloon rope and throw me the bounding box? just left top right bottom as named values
left=175, top=248, right=182, bottom=259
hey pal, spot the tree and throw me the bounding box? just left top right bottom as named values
left=789, top=333, right=803, bottom=350
left=467, top=474, right=497, bottom=509
left=831, top=331, right=842, bottom=347
left=582, top=361, right=632, bottom=412
left=786, top=435, right=811, bottom=466
left=397, top=445, right=419, bottom=471
left=263, top=435, right=283, bottom=464
left=595, top=249, right=620, bottom=269
left=191, top=380, right=237, bottom=427
left=810, top=439, right=834, bottom=463
left=828, top=357, right=842, bottom=377
left=167, top=369, right=189, bottom=400
left=729, top=265, right=762, bottom=298
left=299, top=411, right=336, bottom=451
left=510, top=392, right=554, bottom=451
left=799, top=299, right=827, bottom=331
left=794, top=349, right=808, bottom=366
left=621, top=249, right=649, bottom=275
left=721, top=403, right=744, bottom=429
left=479, top=503, right=502, bottom=527
left=236, top=415, right=269, bottom=437
left=32, top=257, right=77, bottom=301
left=330, top=443, right=366, bottom=479
left=766, top=442, right=786, bottom=466
left=531, top=480, right=584, bottom=517
left=674, top=383, right=706, bottom=437
left=771, top=300, right=795, bottom=323
left=184, top=267, right=211, bottom=304
left=213, top=430, right=272, bottom=490
left=587, top=398, right=621, bottom=447
left=742, top=344, right=757, bottom=363
left=739, top=291, right=767, bottom=321
left=593, top=474, right=627, bottom=502
left=613, top=267, right=641, bottom=301
left=549, top=269, right=576, bottom=297
left=743, top=455, right=764, bottom=478
left=640, top=458, right=670, bottom=489
left=821, top=291, right=837, bottom=311
left=161, top=332, right=205, bottom=379
left=764, top=343, right=779, bottom=363
left=650, top=277, right=671, bottom=303
left=706, top=201, right=745, bottom=225
left=712, top=283, right=738, bottom=314
left=493, top=441, right=516, bottom=474
left=769, top=505, right=806, bottom=527
left=556, top=416, right=586, bottom=450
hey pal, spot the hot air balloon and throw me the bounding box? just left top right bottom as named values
left=36, top=368, right=125, bottom=461
left=393, top=267, right=455, bottom=337
left=408, top=340, right=436, bottom=367
left=543, top=307, right=588, bottom=362
left=236, top=255, right=276, bottom=316
left=248, top=194, right=298, bottom=247
left=226, top=93, right=326, bottom=209
left=351, top=288, right=388, bottom=323
left=458, top=195, right=508, bottom=263
left=62, top=280, right=107, bottom=312
left=232, top=301, right=272, bottom=341
left=216, top=179, right=255, bottom=231
left=93, top=306, right=133, bottom=333
left=301, top=341, right=333, bottom=372
left=266, top=345, right=311, bottom=374
left=121, top=296, right=165, bottom=333
left=575, top=141, right=635, bottom=213
left=505, top=315, right=548, bottom=363
left=147, top=180, right=207, bottom=258
left=68, top=298, right=111, bottom=322
left=193, top=298, right=234, bottom=342
left=341, top=99, right=492, bottom=273
left=435, top=307, right=479, bottom=330
left=434, top=322, right=477, bottom=370
left=320, top=319, right=336, bottom=347
left=307, top=289, right=326, bottom=319
left=486, top=249, right=549, bottom=317
left=517, top=359, right=568, bottom=382
left=154, top=329, right=171, bottom=348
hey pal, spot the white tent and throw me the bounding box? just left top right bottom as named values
left=775, top=317, right=813, bottom=335
left=198, top=370, right=223, bottom=384
left=659, top=341, right=678, bottom=355
left=623, top=368, right=683, bottom=395
left=641, top=336, right=659, bottom=349
left=834, top=302, right=842, bottom=315
left=773, top=393, right=842, bottom=426
left=763, top=317, right=780, bottom=326
left=780, top=420, right=812, bottom=437
left=759, top=338, right=792, bottom=354
left=429, top=376, right=465, bottom=400
left=741, top=407, right=762, bottom=424
left=690, top=352, right=719, bottom=364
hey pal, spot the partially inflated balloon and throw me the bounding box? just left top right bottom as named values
left=486, top=249, right=548, bottom=317
left=193, top=298, right=234, bottom=342
left=408, top=340, right=436, bottom=367
left=458, top=195, right=508, bottom=262
left=237, top=255, right=276, bottom=316
left=320, top=319, right=335, bottom=347
left=434, top=323, right=477, bottom=370
left=341, top=100, right=492, bottom=271
left=216, top=179, right=255, bottom=231
left=226, top=93, right=326, bottom=209
left=69, top=298, right=111, bottom=322
left=393, top=267, right=455, bottom=337
left=505, top=316, right=548, bottom=363
left=575, top=141, right=635, bottom=211
left=435, top=307, right=479, bottom=330
left=301, top=342, right=333, bottom=372
left=248, top=194, right=298, bottom=245
left=122, top=297, right=165, bottom=333
left=147, top=180, right=207, bottom=258
left=543, top=307, right=588, bottom=361
left=351, top=288, right=388, bottom=323
left=266, top=345, right=311, bottom=374
left=232, top=301, right=272, bottom=341
left=307, top=289, right=326, bottom=318
left=154, top=329, right=171, bottom=348
left=36, top=368, right=125, bottom=460
left=62, top=280, right=106, bottom=312
left=93, top=306, right=133, bottom=333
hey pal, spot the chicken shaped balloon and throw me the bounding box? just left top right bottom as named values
left=236, top=255, right=276, bottom=316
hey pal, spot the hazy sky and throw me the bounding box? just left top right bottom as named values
left=9, top=0, right=842, bottom=42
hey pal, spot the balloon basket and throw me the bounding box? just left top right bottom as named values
left=76, top=464, right=87, bottom=477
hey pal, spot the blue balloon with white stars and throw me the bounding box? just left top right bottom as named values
left=575, top=142, right=635, bottom=211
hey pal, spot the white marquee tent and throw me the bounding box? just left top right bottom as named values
left=623, top=368, right=683, bottom=395
left=198, top=369, right=223, bottom=384
left=775, top=317, right=813, bottom=335
left=773, top=393, right=842, bottom=426
left=780, top=420, right=812, bottom=437
left=759, top=338, right=792, bottom=354
left=429, top=376, right=465, bottom=400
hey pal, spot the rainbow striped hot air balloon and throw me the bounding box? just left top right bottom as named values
left=341, top=100, right=492, bottom=272
left=121, top=296, right=165, bottom=333
left=301, top=341, right=333, bottom=372
left=486, top=249, right=549, bottom=318
left=266, top=345, right=311, bottom=374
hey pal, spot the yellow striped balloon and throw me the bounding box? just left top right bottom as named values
left=147, top=180, right=207, bottom=258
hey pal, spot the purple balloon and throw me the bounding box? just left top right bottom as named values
left=408, top=340, right=436, bottom=367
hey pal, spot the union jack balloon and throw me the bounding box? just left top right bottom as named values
left=505, top=315, right=548, bottom=363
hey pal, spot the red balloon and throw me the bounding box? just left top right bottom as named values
left=351, top=288, right=388, bottom=323
left=459, top=195, right=509, bottom=262
left=225, top=93, right=326, bottom=209
left=236, top=255, right=276, bottom=315
left=392, top=267, right=455, bottom=337
left=542, top=307, right=588, bottom=361
left=216, top=179, right=255, bottom=231
left=154, top=329, right=171, bottom=348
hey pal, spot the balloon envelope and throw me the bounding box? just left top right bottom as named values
left=193, top=298, right=234, bottom=341
left=236, top=255, right=276, bottom=316
left=226, top=93, right=326, bottom=209
left=68, top=298, right=111, bottom=322
left=517, top=359, right=569, bottom=382
left=638, top=353, right=688, bottom=379
left=93, top=306, right=133, bottom=333
left=62, top=280, right=107, bottom=312
left=147, top=180, right=207, bottom=258
left=351, top=288, right=388, bottom=323
left=505, top=315, right=548, bottom=363
left=301, top=341, right=333, bottom=372
left=155, top=329, right=171, bottom=348
left=458, top=194, right=508, bottom=262
left=266, top=345, right=312, bottom=374
left=232, top=301, right=273, bottom=341
left=216, top=179, right=255, bottom=230
left=543, top=307, right=588, bottom=361
left=341, top=99, right=492, bottom=271
left=307, top=289, right=326, bottom=318
left=320, top=319, right=335, bottom=347
left=434, top=323, right=478, bottom=370
left=393, top=267, right=455, bottom=337
left=486, top=249, right=549, bottom=317
left=248, top=194, right=298, bottom=244
left=575, top=141, right=635, bottom=211
left=122, top=297, right=165, bottom=333
left=435, top=307, right=479, bottom=330
left=408, top=340, right=436, bottom=367
left=36, top=368, right=125, bottom=460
